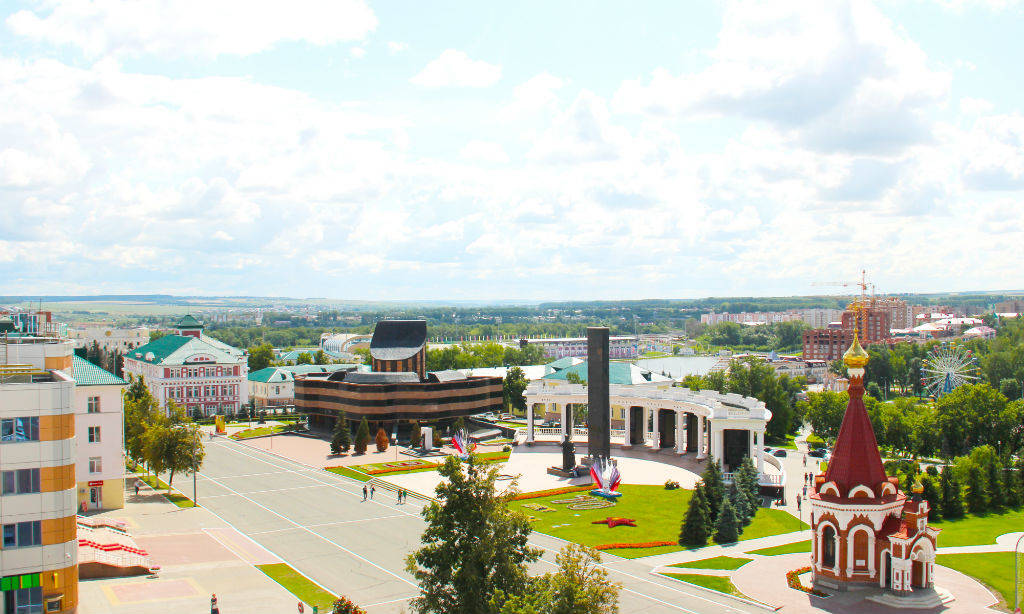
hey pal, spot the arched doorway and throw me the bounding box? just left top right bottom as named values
left=911, top=560, right=923, bottom=587
left=629, top=406, right=644, bottom=445
left=882, top=551, right=891, bottom=588
left=822, top=526, right=837, bottom=569
left=658, top=409, right=675, bottom=448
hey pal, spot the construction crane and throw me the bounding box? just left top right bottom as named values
left=810, top=270, right=877, bottom=332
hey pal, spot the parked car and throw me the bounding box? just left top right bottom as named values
left=541, top=420, right=558, bottom=428
left=499, top=413, right=515, bottom=420
left=772, top=449, right=788, bottom=458
left=808, top=448, right=827, bottom=458
left=763, top=447, right=772, bottom=453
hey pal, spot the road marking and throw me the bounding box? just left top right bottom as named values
left=196, top=470, right=294, bottom=480
left=248, top=514, right=408, bottom=535
left=201, top=484, right=324, bottom=498
left=362, top=596, right=417, bottom=608
left=206, top=437, right=764, bottom=613
left=197, top=468, right=419, bottom=589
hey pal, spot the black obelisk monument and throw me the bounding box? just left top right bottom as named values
left=587, top=327, right=611, bottom=460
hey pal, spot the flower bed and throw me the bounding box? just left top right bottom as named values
left=340, top=460, right=440, bottom=476
left=786, top=567, right=830, bottom=597
left=594, top=540, right=675, bottom=551
left=512, top=485, right=593, bottom=501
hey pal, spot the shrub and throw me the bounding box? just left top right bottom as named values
left=375, top=427, right=389, bottom=453
left=502, top=445, right=512, bottom=452
left=594, top=541, right=675, bottom=551
left=786, top=567, right=829, bottom=597
left=664, top=480, right=680, bottom=490
left=331, top=596, right=366, bottom=614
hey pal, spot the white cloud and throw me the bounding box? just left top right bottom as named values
left=460, top=141, right=509, bottom=164
left=410, top=50, right=501, bottom=88
left=498, top=72, right=564, bottom=120
left=614, top=1, right=949, bottom=154
left=350, top=47, right=366, bottom=59
left=7, top=0, right=378, bottom=58
left=387, top=41, right=408, bottom=54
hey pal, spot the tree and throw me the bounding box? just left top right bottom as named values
left=493, top=544, right=619, bottom=614
left=700, top=459, right=726, bottom=524
left=149, top=330, right=168, bottom=342
left=453, top=416, right=466, bottom=435
left=679, top=482, right=711, bottom=547
left=314, top=349, right=329, bottom=365
left=354, top=347, right=372, bottom=365
left=986, top=460, right=1005, bottom=510
left=801, top=391, right=849, bottom=444
left=920, top=476, right=941, bottom=519
left=354, top=417, right=370, bottom=454
left=124, top=378, right=159, bottom=472
left=1002, top=465, right=1022, bottom=509
left=999, top=378, right=1021, bottom=401
left=940, top=466, right=964, bottom=519
left=565, top=371, right=585, bottom=385
left=296, top=351, right=314, bottom=365
left=376, top=426, right=389, bottom=453
left=143, top=406, right=204, bottom=492
left=713, top=495, right=740, bottom=544
left=331, top=413, right=351, bottom=455
left=728, top=483, right=751, bottom=528
left=248, top=342, right=275, bottom=371
left=406, top=456, right=541, bottom=614
left=964, top=464, right=988, bottom=515
left=503, top=367, right=529, bottom=415
left=410, top=422, right=422, bottom=448
left=734, top=457, right=761, bottom=514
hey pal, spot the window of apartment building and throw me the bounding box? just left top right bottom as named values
left=88, top=426, right=101, bottom=443
left=2, top=520, right=42, bottom=548
left=3, top=586, right=42, bottom=614
left=89, top=457, right=102, bottom=473
left=2, top=469, right=41, bottom=495
left=87, top=396, right=101, bottom=413
left=0, top=417, right=40, bottom=443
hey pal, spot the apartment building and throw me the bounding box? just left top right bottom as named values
left=67, top=325, right=150, bottom=353
left=71, top=356, right=126, bottom=511
left=0, top=330, right=79, bottom=614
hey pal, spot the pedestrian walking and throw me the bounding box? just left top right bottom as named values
left=211, top=593, right=219, bottom=614
left=370, top=484, right=375, bottom=500
left=802, top=454, right=807, bottom=467
left=362, top=485, right=367, bottom=501
left=134, top=481, right=140, bottom=496
left=397, top=489, right=402, bottom=504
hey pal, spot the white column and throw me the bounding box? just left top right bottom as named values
left=651, top=408, right=660, bottom=449
left=748, top=429, right=755, bottom=463
left=675, top=410, right=685, bottom=453
left=526, top=403, right=535, bottom=443
left=696, top=415, right=707, bottom=459
left=559, top=404, right=567, bottom=439
left=623, top=405, right=631, bottom=446
left=756, top=429, right=765, bottom=474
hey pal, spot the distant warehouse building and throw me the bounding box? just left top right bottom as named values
left=519, top=336, right=637, bottom=360
left=295, top=320, right=502, bottom=437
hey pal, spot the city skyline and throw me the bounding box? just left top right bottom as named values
left=2, top=1, right=1023, bottom=299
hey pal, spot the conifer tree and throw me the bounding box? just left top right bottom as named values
left=700, top=458, right=725, bottom=524
left=920, top=475, right=942, bottom=519
left=330, top=412, right=351, bottom=454
left=713, top=495, right=740, bottom=544
left=376, top=426, right=390, bottom=453
left=940, top=466, right=965, bottom=519
left=986, top=460, right=1005, bottom=509
left=410, top=422, right=422, bottom=448
left=679, top=482, right=711, bottom=547
left=735, top=457, right=761, bottom=514
left=1002, top=466, right=1021, bottom=509
left=728, top=482, right=750, bottom=529
left=965, top=464, right=988, bottom=515
left=354, top=417, right=371, bottom=454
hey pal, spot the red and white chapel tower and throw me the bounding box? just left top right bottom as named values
left=810, top=329, right=939, bottom=593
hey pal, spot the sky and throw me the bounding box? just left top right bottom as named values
left=1, top=0, right=1023, bottom=301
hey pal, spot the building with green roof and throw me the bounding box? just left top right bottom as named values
left=121, top=315, right=248, bottom=416
left=248, top=364, right=365, bottom=408
left=69, top=355, right=128, bottom=511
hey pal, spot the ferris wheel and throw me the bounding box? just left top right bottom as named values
left=921, top=342, right=980, bottom=398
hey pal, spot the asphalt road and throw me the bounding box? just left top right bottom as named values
left=194, top=436, right=771, bottom=614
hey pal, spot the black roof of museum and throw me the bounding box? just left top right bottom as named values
left=369, top=320, right=427, bottom=361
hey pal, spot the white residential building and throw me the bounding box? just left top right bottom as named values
left=67, top=325, right=150, bottom=353
left=69, top=355, right=126, bottom=511
left=122, top=315, right=248, bottom=416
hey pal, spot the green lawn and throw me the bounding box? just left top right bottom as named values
left=137, top=474, right=196, bottom=508
left=325, top=466, right=373, bottom=482
left=230, top=425, right=290, bottom=439
left=765, top=434, right=797, bottom=450
left=661, top=573, right=747, bottom=599
left=670, top=556, right=751, bottom=570
left=806, top=433, right=826, bottom=449
left=930, top=508, right=1024, bottom=547
left=509, top=485, right=807, bottom=559
left=745, top=540, right=811, bottom=556
left=937, top=552, right=1014, bottom=610
left=257, top=563, right=337, bottom=611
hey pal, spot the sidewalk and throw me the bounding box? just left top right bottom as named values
left=636, top=530, right=811, bottom=568
left=79, top=477, right=310, bottom=614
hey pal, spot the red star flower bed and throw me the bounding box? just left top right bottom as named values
left=512, top=485, right=593, bottom=501
left=594, top=541, right=675, bottom=551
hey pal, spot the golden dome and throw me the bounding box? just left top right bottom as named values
left=843, top=330, right=870, bottom=369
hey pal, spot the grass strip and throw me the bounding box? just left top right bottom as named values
left=257, top=563, right=337, bottom=611
left=661, top=573, right=747, bottom=599
left=929, top=508, right=1024, bottom=547
left=745, top=540, right=811, bottom=556
left=137, top=474, right=196, bottom=508
left=937, top=552, right=1013, bottom=610
left=669, top=556, right=752, bottom=570
left=325, top=466, right=373, bottom=482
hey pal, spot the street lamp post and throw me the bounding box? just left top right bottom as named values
left=192, top=425, right=198, bottom=507
left=1015, top=533, right=1024, bottom=614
